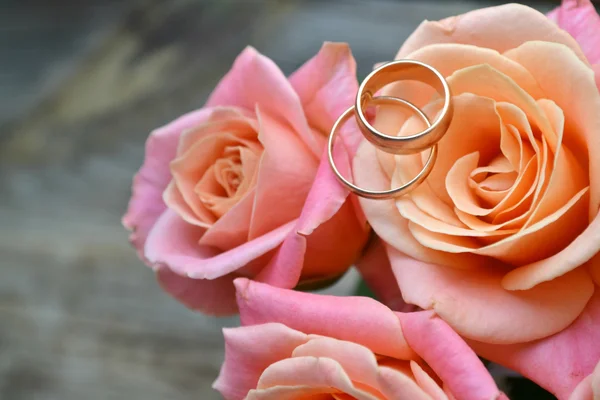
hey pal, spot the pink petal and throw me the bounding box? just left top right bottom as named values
left=387, top=246, right=594, bottom=343
left=399, top=311, right=506, bottom=400
left=122, top=108, right=213, bottom=260
left=256, top=146, right=368, bottom=288
left=145, top=209, right=294, bottom=279
left=213, top=323, right=308, bottom=400
left=355, top=238, right=414, bottom=312
left=397, top=3, right=588, bottom=64
left=206, top=47, right=320, bottom=156
left=155, top=266, right=238, bottom=315
left=548, top=0, right=600, bottom=65
left=471, top=290, right=600, bottom=399
left=289, top=42, right=362, bottom=153
left=234, top=278, right=415, bottom=360
left=248, top=107, right=319, bottom=240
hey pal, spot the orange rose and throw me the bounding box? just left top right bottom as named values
left=355, top=3, right=600, bottom=347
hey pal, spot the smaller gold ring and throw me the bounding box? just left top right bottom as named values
left=355, top=60, right=453, bottom=155
left=328, top=96, right=436, bottom=200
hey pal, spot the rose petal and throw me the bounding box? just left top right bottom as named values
left=289, top=42, right=362, bottom=153
left=354, top=139, right=491, bottom=271
left=252, top=357, right=380, bottom=400
left=388, top=246, right=594, bottom=343
left=471, top=291, right=600, bottom=399
left=170, top=129, right=255, bottom=226
left=548, top=0, right=600, bottom=65
left=213, top=323, right=308, bottom=400
left=235, top=278, right=415, bottom=360
left=397, top=3, right=588, bottom=63
left=355, top=238, right=412, bottom=312
left=155, top=267, right=238, bottom=315
left=145, top=209, right=294, bottom=279
left=206, top=47, right=320, bottom=156
left=122, top=108, right=213, bottom=260
left=399, top=310, right=506, bottom=400
left=409, top=361, right=448, bottom=400
left=256, top=145, right=368, bottom=288
left=292, top=337, right=382, bottom=389
left=198, top=190, right=255, bottom=250
left=248, top=107, right=319, bottom=240
left=375, top=366, right=433, bottom=400
left=502, top=211, right=600, bottom=289
left=569, top=375, right=594, bottom=400
left=505, top=41, right=600, bottom=219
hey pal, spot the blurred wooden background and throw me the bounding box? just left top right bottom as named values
left=0, top=1, right=559, bottom=399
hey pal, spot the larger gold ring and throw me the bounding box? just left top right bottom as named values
left=328, top=95, right=436, bottom=200
left=355, top=60, right=453, bottom=155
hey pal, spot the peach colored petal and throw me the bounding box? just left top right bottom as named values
left=374, top=366, right=433, bottom=400
left=354, top=139, right=491, bottom=270
left=593, top=361, right=600, bottom=397
left=397, top=3, right=588, bottom=63
left=569, top=375, right=594, bottom=400
left=198, top=190, right=255, bottom=250
left=248, top=386, right=338, bottom=400
left=292, top=338, right=382, bottom=389
left=145, top=209, right=294, bottom=279
left=410, top=361, right=448, bottom=400
left=410, top=187, right=590, bottom=265
left=234, top=278, right=415, bottom=360
left=248, top=107, right=319, bottom=240
left=253, top=357, right=381, bottom=400
left=491, top=105, right=548, bottom=227
left=176, top=107, right=260, bottom=154
left=470, top=291, right=600, bottom=399
left=446, top=152, right=492, bottom=217
left=397, top=192, right=517, bottom=239
left=394, top=94, right=502, bottom=207
left=155, top=266, right=238, bottom=316
left=170, top=131, right=254, bottom=225
left=399, top=310, right=506, bottom=400
left=505, top=41, right=600, bottom=219
left=502, top=211, right=600, bottom=289
left=123, top=108, right=213, bottom=260
left=206, top=47, right=320, bottom=156
left=455, top=152, right=536, bottom=231
left=197, top=147, right=260, bottom=250
left=214, top=323, right=309, bottom=400
left=377, top=43, right=543, bottom=117
left=388, top=246, right=594, bottom=343
left=163, top=180, right=213, bottom=227
left=548, top=0, right=600, bottom=65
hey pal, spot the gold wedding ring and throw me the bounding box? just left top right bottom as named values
left=328, top=60, right=452, bottom=200
left=328, top=96, right=437, bottom=200
left=356, top=60, right=453, bottom=155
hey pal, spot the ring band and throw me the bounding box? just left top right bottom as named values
left=355, top=60, right=453, bottom=155
left=328, top=95, right=436, bottom=200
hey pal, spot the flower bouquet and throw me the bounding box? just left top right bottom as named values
left=123, top=1, right=600, bottom=398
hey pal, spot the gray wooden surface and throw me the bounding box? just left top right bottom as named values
left=0, top=1, right=557, bottom=399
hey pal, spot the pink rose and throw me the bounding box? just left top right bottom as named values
left=214, top=278, right=507, bottom=400
left=355, top=1, right=600, bottom=397
left=123, top=43, right=369, bottom=315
